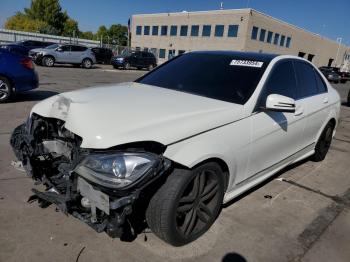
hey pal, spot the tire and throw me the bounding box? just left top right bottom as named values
left=147, top=64, right=154, bottom=71
left=340, top=79, right=346, bottom=84
left=82, top=58, right=93, bottom=69
left=43, top=56, right=55, bottom=67
left=137, top=67, right=142, bottom=70
left=347, top=89, right=350, bottom=106
left=0, top=76, right=12, bottom=103
left=123, top=62, right=131, bottom=70
left=311, top=122, right=335, bottom=162
left=146, top=162, right=225, bottom=246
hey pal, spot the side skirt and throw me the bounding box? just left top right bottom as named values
left=223, top=143, right=315, bottom=204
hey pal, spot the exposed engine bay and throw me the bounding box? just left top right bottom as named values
left=10, top=113, right=171, bottom=239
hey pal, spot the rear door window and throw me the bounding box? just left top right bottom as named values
left=61, top=45, right=71, bottom=52
left=294, top=61, right=319, bottom=99
left=71, top=46, right=87, bottom=52
left=314, top=70, right=328, bottom=93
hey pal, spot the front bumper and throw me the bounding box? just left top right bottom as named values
left=10, top=115, right=171, bottom=238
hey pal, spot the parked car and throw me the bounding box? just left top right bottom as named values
left=15, top=40, right=54, bottom=51
left=319, top=66, right=346, bottom=83
left=29, top=44, right=96, bottom=69
left=91, top=47, right=113, bottom=64
left=10, top=51, right=340, bottom=246
left=0, top=48, right=38, bottom=102
left=0, top=44, right=32, bottom=56
left=111, top=51, right=157, bottom=70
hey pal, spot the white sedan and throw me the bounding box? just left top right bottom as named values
left=11, top=51, right=340, bottom=246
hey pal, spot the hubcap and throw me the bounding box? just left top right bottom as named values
left=84, top=60, right=91, bottom=68
left=46, top=58, right=53, bottom=66
left=176, top=170, right=219, bottom=237
left=0, top=80, right=9, bottom=100
left=125, top=63, right=130, bottom=69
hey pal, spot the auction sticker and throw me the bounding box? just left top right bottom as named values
left=230, top=59, right=263, bottom=67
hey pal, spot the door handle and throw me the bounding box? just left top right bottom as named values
left=294, top=106, right=304, bottom=116
left=323, top=97, right=329, bottom=104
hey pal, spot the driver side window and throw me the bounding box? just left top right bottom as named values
left=258, top=61, right=297, bottom=108
left=60, top=45, right=71, bottom=52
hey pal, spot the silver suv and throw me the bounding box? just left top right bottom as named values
left=29, top=44, right=96, bottom=69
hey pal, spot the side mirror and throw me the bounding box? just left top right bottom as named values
left=56, top=48, right=63, bottom=52
left=265, top=94, right=296, bottom=113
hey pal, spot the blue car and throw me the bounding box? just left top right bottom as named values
left=0, top=48, right=39, bottom=102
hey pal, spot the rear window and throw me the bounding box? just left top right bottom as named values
left=71, top=46, right=87, bottom=52
left=136, top=53, right=268, bottom=104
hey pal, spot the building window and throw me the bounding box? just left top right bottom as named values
left=202, top=25, right=211, bottom=37
left=273, top=33, right=280, bottom=45
left=152, top=26, right=158, bottom=36
left=191, top=25, right=199, bottom=36
left=168, top=49, right=176, bottom=59
left=135, top=47, right=141, bottom=51
left=259, top=29, right=266, bottom=42
left=180, top=25, right=188, bottom=36
left=267, top=31, right=273, bottom=43
left=136, top=26, right=142, bottom=35
left=178, top=50, right=186, bottom=55
left=251, top=26, right=258, bottom=40
left=215, top=25, right=224, bottom=37
left=159, top=49, right=166, bottom=58
left=170, top=25, right=177, bottom=36
left=161, top=26, right=168, bottom=36
left=144, top=26, right=150, bottom=35
left=280, top=35, right=285, bottom=46
left=286, top=37, right=291, bottom=48
left=228, top=25, right=238, bottom=37
left=144, top=47, right=148, bottom=52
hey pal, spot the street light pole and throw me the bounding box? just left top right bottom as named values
left=335, top=37, right=342, bottom=67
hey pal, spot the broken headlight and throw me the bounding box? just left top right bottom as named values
left=75, top=153, right=158, bottom=189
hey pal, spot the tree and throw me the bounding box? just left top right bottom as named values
left=108, top=24, right=128, bottom=46
left=62, top=18, right=79, bottom=37
left=80, top=31, right=94, bottom=40
left=96, top=25, right=108, bottom=42
left=5, top=12, right=47, bottom=32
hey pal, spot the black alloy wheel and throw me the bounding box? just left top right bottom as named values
left=312, top=122, right=334, bottom=161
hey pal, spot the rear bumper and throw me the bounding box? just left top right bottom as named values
left=13, top=71, right=39, bottom=92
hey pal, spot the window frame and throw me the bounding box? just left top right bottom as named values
left=136, top=26, right=142, bottom=35
left=251, top=26, right=259, bottom=40
left=202, top=25, right=211, bottom=37
left=273, top=33, right=280, bottom=45
left=161, top=26, right=168, bottom=36
left=170, top=25, right=178, bottom=36
left=267, top=31, right=273, bottom=43
left=214, top=25, right=224, bottom=37
left=259, top=29, right=266, bottom=42
left=159, top=49, right=166, bottom=58
left=180, top=25, right=188, bottom=36
left=152, top=26, right=159, bottom=36
left=286, top=37, right=291, bottom=48
left=228, top=25, right=239, bottom=37
left=294, top=60, right=322, bottom=99
left=191, top=25, right=199, bottom=36
left=144, top=26, right=150, bottom=35
left=280, top=35, right=286, bottom=47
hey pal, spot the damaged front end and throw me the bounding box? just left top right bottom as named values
left=10, top=113, right=171, bottom=239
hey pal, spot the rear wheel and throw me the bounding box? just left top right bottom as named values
left=43, top=56, right=55, bottom=67
left=347, top=89, right=350, bottom=106
left=147, top=64, right=154, bottom=71
left=146, top=162, right=225, bottom=246
left=82, top=58, right=93, bottom=69
left=123, top=62, right=131, bottom=70
left=0, top=76, right=12, bottom=103
left=311, top=122, right=335, bottom=162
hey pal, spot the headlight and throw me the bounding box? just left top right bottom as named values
left=75, top=152, right=159, bottom=189
left=116, top=57, right=124, bottom=62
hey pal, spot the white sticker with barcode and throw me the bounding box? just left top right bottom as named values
left=230, top=59, right=264, bottom=67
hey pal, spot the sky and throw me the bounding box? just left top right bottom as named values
left=0, top=0, right=349, bottom=45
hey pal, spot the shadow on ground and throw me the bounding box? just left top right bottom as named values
left=10, top=90, right=59, bottom=102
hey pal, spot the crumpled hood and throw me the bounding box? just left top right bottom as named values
left=31, top=82, right=244, bottom=149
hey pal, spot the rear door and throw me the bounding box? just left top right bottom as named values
left=294, top=61, right=329, bottom=146
left=246, top=60, right=307, bottom=180
left=55, top=45, right=71, bottom=63
left=70, top=45, right=87, bottom=63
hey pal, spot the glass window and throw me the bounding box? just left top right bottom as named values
left=280, top=35, right=285, bottom=46
left=136, top=26, right=142, bottom=35
left=137, top=53, right=269, bottom=105
left=135, top=47, right=141, bottom=51
left=202, top=25, right=211, bottom=37
left=314, top=70, right=328, bottom=93
left=286, top=37, right=291, bottom=48
left=259, top=29, right=266, bottom=42
left=71, top=45, right=87, bottom=52
left=259, top=61, right=297, bottom=107
left=191, top=25, right=199, bottom=36
left=60, top=45, right=71, bottom=51
left=273, top=33, right=280, bottom=45
left=159, top=49, right=166, bottom=58
left=178, top=50, right=186, bottom=55
left=161, top=26, right=168, bottom=36
left=168, top=49, right=176, bottom=59
left=215, top=25, right=224, bottom=37
left=251, top=26, right=258, bottom=40
left=170, top=25, right=177, bottom=36
left=180, top=25, right=188, bottom=36
left=267, top=31, right=273, bottom=43
left=152, top=26, right=158, bottom=36
left=144, top=26, right=150, bottom=35
left=294, top=61, right=319, bottom=98
left=228, top=25, right=239, bottom=37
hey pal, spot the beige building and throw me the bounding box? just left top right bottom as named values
left=131, top=8, right=350, bottom=68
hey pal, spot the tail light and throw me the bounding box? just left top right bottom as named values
left=21, top=57, right=34, bottom=70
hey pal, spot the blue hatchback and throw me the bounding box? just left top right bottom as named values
left=0, top=48, right=39, bottom=102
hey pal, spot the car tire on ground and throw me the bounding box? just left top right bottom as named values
left=146, top=162, right=225, bottom=246
left=123, top=62, right=131, bottom=70
left=311, top=122, right=335, bottom=162
left=347, top=89, right=350, bottom=106
left=82, top=58, right=93, bottom=69
left=0, top=76, right=12, bottom=103
left=43, top=56, right=55, bottom=67
left=148, top=64, right=154, bottom=71
left=340, top=80, right=346, bottom=84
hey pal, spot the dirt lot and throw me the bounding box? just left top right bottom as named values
left=0, top=64, right=350, bottom=262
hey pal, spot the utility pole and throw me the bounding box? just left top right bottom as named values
left=335, top=37, right=342, bottom=67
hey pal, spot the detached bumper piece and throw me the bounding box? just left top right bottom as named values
left=10, top=114, right=170, bottom=239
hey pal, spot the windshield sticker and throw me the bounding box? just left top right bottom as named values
left=230, top=59, right=264, bottom=67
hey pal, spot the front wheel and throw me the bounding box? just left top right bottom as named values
left=146, top=163, right=225, bottom=246
left=311, top=122, right=335, bottom=162
left=0, top=76, right=12, bottom=103
left=147, top=64, right=154, bottom=71
left=43, top=56, right=55, bottom=67
left=123, top=62, right=131, bottom=70
left=82, top=58, right=93, bottom=69
left=347, top=89, right=350, bottom=105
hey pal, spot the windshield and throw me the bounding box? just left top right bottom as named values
left=136, top=53, right=268, bottom=104
left=46, top=44, right=59, bottom=49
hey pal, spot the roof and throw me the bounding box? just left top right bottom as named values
left=189, top=50, right=279, bottom=63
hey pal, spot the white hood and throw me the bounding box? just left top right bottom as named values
left=31, top=82, right=244, bottom=149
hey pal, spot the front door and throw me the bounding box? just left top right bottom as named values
left=55, top=45, right=71, bottom=63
